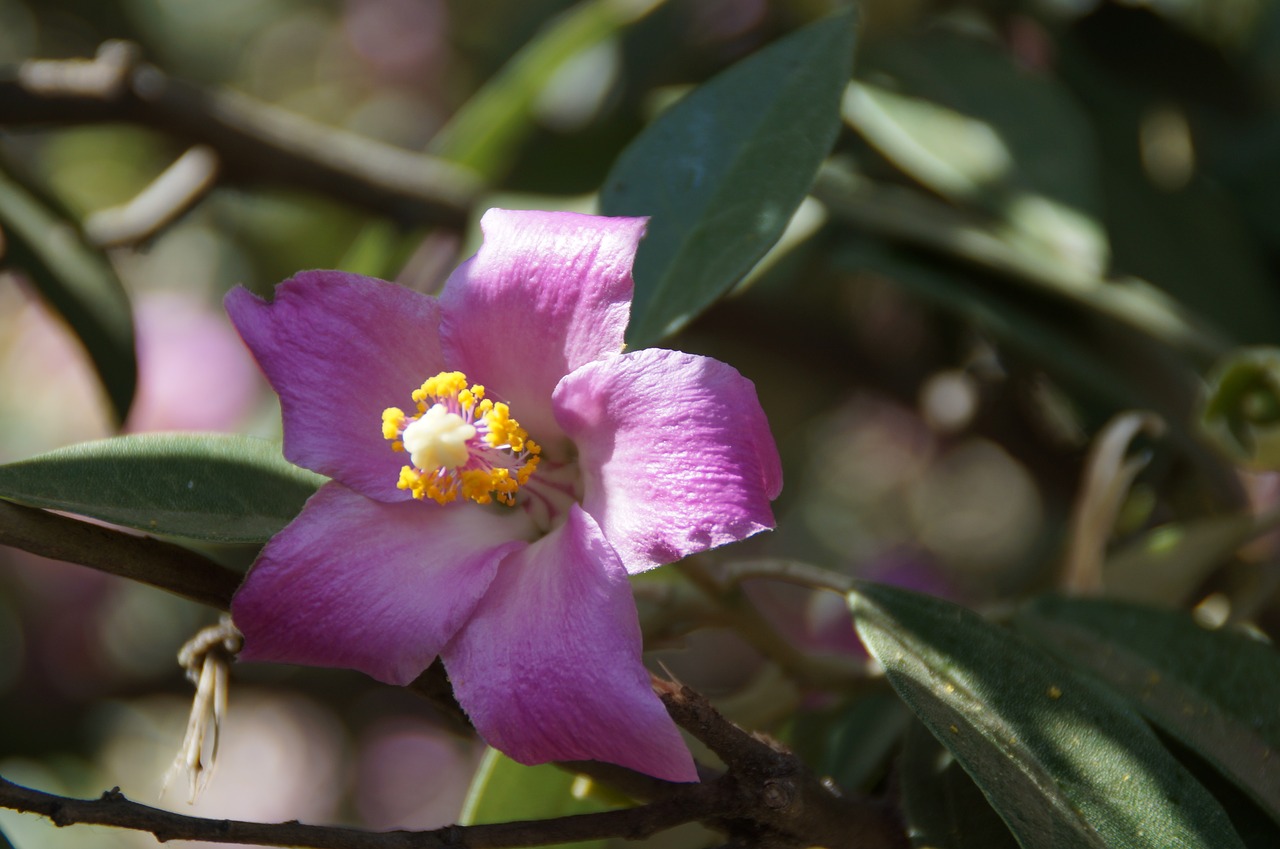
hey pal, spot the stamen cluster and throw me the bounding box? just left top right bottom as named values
left=381, top=371, right=540, bottom=507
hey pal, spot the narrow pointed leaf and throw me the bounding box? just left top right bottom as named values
left=0, top=157, right=135, bottom=423
left=601, top=9, right=856, bottom=345
left=790, top=689, right=911, bottom=793
left=900, top=720, right=1020, bottom=849
left=1016, top=596, right=1280, bottom=825
left=849, top=582, right=1244, bottom=849
left=0, top=434, right=324, bottom=543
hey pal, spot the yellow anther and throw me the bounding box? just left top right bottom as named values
left=398, top=466, right=422, bottom=494
left=382, top=408, right=406, bottom=441
left=482, top=402, right=531, bottom=452
left=418, top=371, right=468, bottom=402
left=517, top=455, right=540, bottom=486
left=384, top=370, right=539, bottom=508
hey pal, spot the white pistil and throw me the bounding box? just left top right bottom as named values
left=402, top=404, right=476, bottom=472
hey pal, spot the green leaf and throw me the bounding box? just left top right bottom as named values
left=789, top=688, right=911, bottom=793
left=833, top=241, right=1127, bottom=406
left=850, top=30, right=1107, bottom=276
left=460, top=748, right=611, bottom=849
left=1016, top=596, right=1280, bottom=826
left=0, top=156, right=135, bottom=423
left=849, top=582, right=1245, bottom=849
left=600, top=9, right=856, bottom=346
left=1062, top=45, right=1280, bottom=347
left=1103, top=512, right=1278, bottom=606
left=0, top=434, right=324, bottom=543
left=900, top=720, right=1020, bottom=849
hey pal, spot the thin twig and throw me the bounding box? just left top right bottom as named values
left=0, top=687, right=909, bottom=849
left=0, top=500, right=489, bottom=733
left=0, top=41, right=481, bottom=228
left=0, top=505, right=906, bottom=847
left=84, top=144, right=219, bottom=247
left=0, top=500, right=240, bottom=609
left=717, top=558, right=855, bottom=594
left=0, top=772, right=721, bottom=849
left=678, top=560, right=863, bottom=688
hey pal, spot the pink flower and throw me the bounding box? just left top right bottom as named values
left=225, top=209, right=782, bottom=782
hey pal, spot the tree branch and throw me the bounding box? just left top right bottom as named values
left=658, top=682, right=907, bottom=849
left=0, top=773, right=723, bottom=849
left=0, top=500, right=240, bottom=610
left=0, top=500, right=487, bottom=734
left=0, top=681, right=910, bottom=849
left=83, top=144, right=219, bottom=247
left=0, top=41, right=481, bottom=229
left=678, top=560, right=863, bottom=688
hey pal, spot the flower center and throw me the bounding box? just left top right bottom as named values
left=402, top=406, right=474, bottom=472
left=381, top=371, right=540, bottom=507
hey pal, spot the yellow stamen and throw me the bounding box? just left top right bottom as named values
left=381, top=407, right=405, bottom=440
left=382, top=370, right=540, bottom=507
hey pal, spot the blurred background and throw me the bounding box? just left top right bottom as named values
left=3, top=0, right=1280, bottom=845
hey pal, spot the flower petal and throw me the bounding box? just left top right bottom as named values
left=439, top=209, right=646, bottom=446
left=442, top=505, right=696, bottom=782
left=233, top=482, right=531, bottom=685
left=555, top=347, right=782, bottom=574
left=226, top=271, right=444, bottom=502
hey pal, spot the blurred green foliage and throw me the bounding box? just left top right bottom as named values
left=3, top=0, right=1280, bottom=846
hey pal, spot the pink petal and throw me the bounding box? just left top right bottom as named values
left=233, top=482, right=532, bottom=685
left=439, top=209, right=646, bottom=448
left=226, top=271, right=445, bottom=502
left=555, top=348, right=782, bottom=574
left=442, top=505, right=696, bottom=782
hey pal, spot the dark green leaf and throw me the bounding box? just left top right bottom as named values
left=900, top=720, right=1020, bottom=849
left=601, top=9, right=856, bottom=346
left=0, top=156, right=135, bottom=423
left=849, top=582, right=1244, bottom=849
left=790, top=688, right=911, bottom=793
left=1168, top=737, right=1280, bottom=849
left=1016, top=596, right=1280, bottom=825
left=0, top=434, right=324, bottom=543
left=1061, top=44, right=1280, bottom=347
